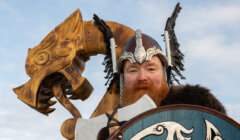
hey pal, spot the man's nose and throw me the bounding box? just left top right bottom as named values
left=137, top=70, right=148, bottom=82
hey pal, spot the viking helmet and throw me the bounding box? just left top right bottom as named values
left=118, top=29, right=168, bottom=73
left=93, top=2, right=185, bottom=95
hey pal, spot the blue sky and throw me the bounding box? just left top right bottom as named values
left=0, top=0, right=240, bottom=139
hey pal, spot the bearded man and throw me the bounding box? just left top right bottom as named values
left=118, top=30, right=169, bottom=107
left=117, top=29, right=226, bottom=114
left=96, top=29, right=226, bottom=140
left=91, top=8, right=227, bottom=139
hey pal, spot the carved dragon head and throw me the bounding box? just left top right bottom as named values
left=13, top=9, right=134, bottom=116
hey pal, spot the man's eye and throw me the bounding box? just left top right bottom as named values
left=148, top=68, right=156, bottom=72
left=128, top=69, right=137, bottom=73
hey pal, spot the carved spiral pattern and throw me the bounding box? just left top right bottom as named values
left=34, top=51, right=50, bottom=65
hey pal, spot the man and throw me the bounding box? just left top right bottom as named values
left=97, top=29, right=226, bottom=139
left=118, top=29, right=169, bottom=107
left=117, top=29, right=226, bottom=114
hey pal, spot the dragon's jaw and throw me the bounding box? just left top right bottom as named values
left=13, top=58, right=93, bottom=115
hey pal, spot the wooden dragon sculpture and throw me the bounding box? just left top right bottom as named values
left=13, top=9, right=134, bottom=139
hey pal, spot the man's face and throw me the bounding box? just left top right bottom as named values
left=123, top=56, right=168, bottom=106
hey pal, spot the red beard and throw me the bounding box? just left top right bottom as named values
left=123, top=80, right=169, bottom=107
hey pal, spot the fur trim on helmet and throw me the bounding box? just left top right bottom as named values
left=160, top=84, right=226, bottom=114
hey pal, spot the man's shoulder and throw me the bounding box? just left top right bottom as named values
left=160, top=84, right=226, bottom=114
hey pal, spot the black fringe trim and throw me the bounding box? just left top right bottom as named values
left=93, top=14, right=119, bottom=92
left=165, top=2, right=185, bottom=85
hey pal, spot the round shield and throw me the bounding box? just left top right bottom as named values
left=109, top=104, right=240, bottom=140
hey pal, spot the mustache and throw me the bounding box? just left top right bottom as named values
left=132, top=81, right=154, bottom=91
left=123, top=78, right=169, bottom=107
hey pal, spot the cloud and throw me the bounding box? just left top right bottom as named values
left=0, top=1, right=27, bottom=22
left=180, top=4, right=240, bottom=32
left=183, top=34, right=240, bottom=99
left=0, top=101, right=67, bottom=139
left=185, top=35, right=240, bottom=67
left=0, top=108, right=10, bottom=116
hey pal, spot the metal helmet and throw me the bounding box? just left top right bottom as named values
left=118, top=29, right=168, bottom=73
left=117, top=3, right=185, bottom=89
